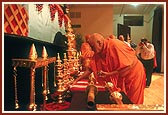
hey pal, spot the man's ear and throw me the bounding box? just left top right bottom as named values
left=97, top=40, right=103, bottom=47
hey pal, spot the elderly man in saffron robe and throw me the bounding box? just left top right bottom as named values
left=73, top=33, right=146, bottom=104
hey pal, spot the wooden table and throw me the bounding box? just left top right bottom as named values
left=12, top=57, right=56, bottom=111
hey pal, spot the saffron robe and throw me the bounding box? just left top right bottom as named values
left=90, top=39, right=146, bottom=104
left=80, top=42, right=94, bottom=70
left=81, top=42, right=94, bottom=58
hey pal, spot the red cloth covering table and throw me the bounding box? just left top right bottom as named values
left=70, top=79, right=106, bottom=92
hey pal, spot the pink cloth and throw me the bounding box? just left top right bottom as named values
left=153, top=51, right=157, bottom=68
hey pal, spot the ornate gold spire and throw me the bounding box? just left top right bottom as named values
left=29, top=43, right=38, bottom=60
left=42, top=46, right=48, bottom=59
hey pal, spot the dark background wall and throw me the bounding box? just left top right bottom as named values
left=4, top=33, right=67, bottom=111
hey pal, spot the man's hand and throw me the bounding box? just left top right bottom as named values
left=97, top=70, right=118, bottom=77
left=70, top=78, right=79, bottom=88
left=70, top=70, right=92, bottom=88
left=97, top=70, right=107, bottom=78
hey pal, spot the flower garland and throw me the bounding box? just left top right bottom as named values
left=64, top=14, right=69, bottom=28
left=36, top=4, right=43, bottom=13
left=48, top=4, right=58, bottom=22
left=35, top=4, right=70, bottom=27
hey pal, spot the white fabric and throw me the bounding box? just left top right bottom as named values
left=136, top=43, right=155, bottom=60
left=28, top=4, right=64, bottom=43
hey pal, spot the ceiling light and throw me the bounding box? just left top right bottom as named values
left=131, top=4, right=139, bottom=7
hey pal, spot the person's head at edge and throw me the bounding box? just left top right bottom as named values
left=119, top=35, right=125, bottom=41
left=85, top=34, right=91, bottom=43
left=140, top=38, right=148, bottom=46
left=88, top=33, right=104, bottom=54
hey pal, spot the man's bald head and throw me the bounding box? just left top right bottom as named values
left=88, top=33, right=104, bottom=54
left=89, top=33, right=104, bottom=42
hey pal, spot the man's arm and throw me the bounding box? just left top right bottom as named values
left=71, top=69, right=92, bottom=86
left=142, top=43, right=155, bottom=54
left=98, top=65, right=131, bottom=77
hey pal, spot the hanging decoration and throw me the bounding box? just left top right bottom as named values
left=58, top=10, right=64, bottom=27
left=35, top=4, right=72, bottom=35
left=34, top=4, right=70, bottom=28
left=49, top=4, right=66, bottom=27
left=60, top=4, right=70, bottom=27
left=49, top=4, right=57, bottom=21
left=36, top=4, right=43, bottom=13
left=64, top=14, right=70, bottom=28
